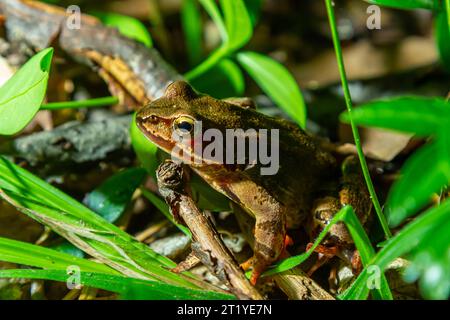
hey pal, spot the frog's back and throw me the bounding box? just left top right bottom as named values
left=242, top=113, right=337, bottom=227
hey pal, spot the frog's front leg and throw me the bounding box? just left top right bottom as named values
left=226, top=180, right=287, bottom=285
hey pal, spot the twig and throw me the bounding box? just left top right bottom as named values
left=3, top=115, right=133, bottom=172
left=156, top=160, right=263, bottom=300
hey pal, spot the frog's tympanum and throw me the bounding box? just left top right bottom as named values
left=136, top=81, right=371, bottom=285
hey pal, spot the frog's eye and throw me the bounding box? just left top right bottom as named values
left=173, top=116, right=195, bottom=134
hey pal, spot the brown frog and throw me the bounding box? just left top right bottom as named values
left=136, top=81, right=371, bottom=284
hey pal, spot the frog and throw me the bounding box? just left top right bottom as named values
left=136, top=80, right=371, bottom=285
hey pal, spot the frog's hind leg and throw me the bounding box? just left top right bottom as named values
left=230, top=187, right=287, bottom=285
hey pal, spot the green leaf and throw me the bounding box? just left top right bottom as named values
left=0, top=269, right=234, bottom=300
left=365, top=0, right=441, bottom=10
left=340, top=198, right=450, bottom=300
left=199, top=0, right=228, bottom=41
left=340, top=96, right=450, bottom=227
left=51, top=240, right=85, bottom=259
left=237, top=51, right=306, bottom=128
left=265, top=206, right=392, bottom=300
left=220, top=0, right=253, bottom=50
left=0, top=48, right=53, bottom=135
left=190, top=59, right=245, bottom=98
left=185, top=0, right=253, bottom=80
left=0, top=236, right=116, bottom=274
left=130, top=112, right=160, bottom=178
left=84, top=168, right=147, bottom=223
left=404, top=217, right=450, bottom=299
left=182, top=0, right=204, bottom=67
left=95, top=12, right=153, bottom=47
left=340, top=96, right=450, bottom=137
left=436, top=5, right=450, bottom=72
left=387, top=141, right=450, bottom=227
left=341, top=97, right=450, bottom=136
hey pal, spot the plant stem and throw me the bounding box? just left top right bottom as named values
left=446, top=0, right=450, bottom=34
left=41, top=96, right=119, bottom=110
left=324, top=0, right=392, bottom=239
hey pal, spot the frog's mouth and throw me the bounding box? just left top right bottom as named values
left=136, top=118, right=175, bottom=153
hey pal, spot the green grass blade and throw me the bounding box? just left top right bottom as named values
left=0, top=269, right=234, bottom=300
left=0, top=156, right=209, bottom=290
left=0, top=237, right=117, bottom=274
left=365, top=0, right=441, bottom=10
left=41, top=96, right=118, bottom=110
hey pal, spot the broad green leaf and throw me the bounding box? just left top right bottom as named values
left=0, top=236, right=115, bottom=274
left=0, top=48, right=53, bottom=135
left=340, top=198, right=450, bottom=300
left=130, top=113, right=159, bottom=178
left=265, top=206, right=392, bottom=300
left=0, top=269, right=234, bottom=300
left=365, top=0, right=441, bottom=10
left=436, top=6, right=450, bottom=72
left=220, top=0, right=253, bottom=50
left=95, top=12, right=153, bottom=47
left=51, top=240, right=85, bottom=259
left=387, top=142, right=450, bottom=227
left=190, top=59, right=245, bottom=98
left=404, top=218, right=450, bottom=299
left=185, top=0, right=253, bottom=80
left=237, top=51, right=306, bottom=128
left=182, top=0, right=204, bottom=66
left=84, top=167, right=147, bottom=223
left=340, top=96, right=450, bottom=137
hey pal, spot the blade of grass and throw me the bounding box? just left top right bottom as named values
left=0, top=269, right=234, bottom=300
left=446, top=0, right=450, bottom=33
left=325, top=0, right=391, bottom=239
left=0, top=237, right=117, bottom=274
left=41, top=96, right=118, bottom=110
left=0, top=156, right=216, bottom=292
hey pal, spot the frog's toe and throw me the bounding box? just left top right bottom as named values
left=239, top=256, right=254, bottom=272
left=249, top=257, right=270, bottom=286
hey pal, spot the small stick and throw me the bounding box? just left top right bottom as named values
left=234, top=205, right=334, bottom=300
left=156, top=160, right=263, bottom=300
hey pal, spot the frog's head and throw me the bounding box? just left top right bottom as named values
left=136, top=81, right=250, bottom=166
